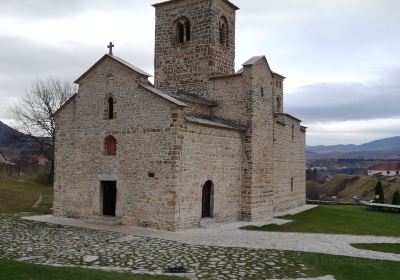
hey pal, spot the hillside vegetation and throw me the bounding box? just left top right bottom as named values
left=0, top=172, right=53, bottom=214
left=308, top=175, right=400, bottom=203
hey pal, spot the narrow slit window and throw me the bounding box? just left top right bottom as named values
left=108, top=97, right=114, bottom=120
left=219, top=16, right=228, bottom=46
left=177, top=22, right=185, bottom=43
left=292, top=125, right=295, bottom=141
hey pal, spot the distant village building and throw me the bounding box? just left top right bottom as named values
left=37, top=155, right=50, bottom=166
left=368, top=162, right=400, bottom=177
left=53, top=0, right=306, bottom=231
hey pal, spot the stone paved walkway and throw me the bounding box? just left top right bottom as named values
left=4, top=205, right=400, bottom=279
left=1, top=215, right=318, bottom=280
left=27, top=211, right=400, bottom=262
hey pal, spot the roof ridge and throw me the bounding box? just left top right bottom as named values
left=75, top=54, right=151, bottom=84
left=139, top=82, right=188, bottom=107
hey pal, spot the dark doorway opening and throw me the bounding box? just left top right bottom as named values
left=101, top=181, right=117, bottom=216
left=202, top=181, right=214, bottom=218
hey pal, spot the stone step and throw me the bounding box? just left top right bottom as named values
left=199, top=218, right=219, bottom=229
left=86, top=216, right=122, bottom=226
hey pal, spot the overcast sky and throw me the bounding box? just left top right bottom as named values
left=0, top=0, right=399, bottom=146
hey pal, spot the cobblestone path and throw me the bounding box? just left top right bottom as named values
left=1, top=215, right=311, bottom=280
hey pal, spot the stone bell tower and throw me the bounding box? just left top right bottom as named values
left=153, top=0, right=238, bottom=97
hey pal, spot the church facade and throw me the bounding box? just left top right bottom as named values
left=53, top=0, right=306, bottom=231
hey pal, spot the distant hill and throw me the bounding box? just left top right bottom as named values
left=307, top=137, right=400, bottom=160
left=0, top=121, right=25, bottom=148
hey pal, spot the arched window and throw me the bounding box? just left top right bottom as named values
left=175, top=17, right=191, bottom=44
left=219, top=16, right=228, bottom=46
left=104, top=136, right=117, bottom=156
left=108, top=97, right=114, bottom=120
left=177, top=22, right=185, bottom=43
left=202, top=180, right=214, bottom=218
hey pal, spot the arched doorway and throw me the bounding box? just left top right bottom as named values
left=202, top=181, right=214, bottom=218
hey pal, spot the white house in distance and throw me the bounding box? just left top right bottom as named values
left=368, top=162, right=400, bottom=177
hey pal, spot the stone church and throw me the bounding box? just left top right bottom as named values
left=53, top=0, right=306, bottom=231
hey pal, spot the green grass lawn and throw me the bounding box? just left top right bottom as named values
left=242, top=205, right=400, bottom=236
left=0, top=259, right=182, bottom=280
left=301, top=252, right=400, bottom=280
left=0, top=173, right=53, bottom=214
left=351, top=243, right=400, bottom=254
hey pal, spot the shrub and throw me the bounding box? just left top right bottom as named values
left=374, top=181, right=384, bottom=203
left=392, top=190, right=400, bottom=205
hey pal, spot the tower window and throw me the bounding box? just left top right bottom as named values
left=219, top=16, right=228, bottom=46
left=175, top=17, right=191, bottom=44
left=177, top=22, right=184, bottom=43
left=291, top=178, right=294, bottom=192
left=104, top=136, right=117, bottom=156
left=108, top=97, right=114, bottom=120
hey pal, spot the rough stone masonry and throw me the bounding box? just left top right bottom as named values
left=53, top=0, right=306, bottom=231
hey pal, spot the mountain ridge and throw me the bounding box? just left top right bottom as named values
left=0, top=121, right=25, bottom=148
left=307, top=136, right=400, bottom=159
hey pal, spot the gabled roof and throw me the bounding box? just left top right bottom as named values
left=242, top=55, right=273, bottom=75
left=171, top=92, right=218, bottom=107
left=242, top=55, right=265, bottom=66
left=209, top=72, right=242, bottom=80
left=53, top=93, right=78, bottom=117
left=74, top=54, right=151, bottom=84
left=184, top=114, right=246, bottom=131
left=274, top=113, right=302, bottom=123
left=272, top=72, right=286, bottom=80
left=139, top=82, right=188, bottom=107
left=369, top=162, right=400, bottom=171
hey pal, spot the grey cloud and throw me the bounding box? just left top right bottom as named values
left=0, top=0, right=149, bottom=20
left=0, top=36, right=153, bottom=77
left=0, top=35, right=153, bottom=119
left=1, top=0, right=84, bottom=19
left=285, top=68, right=400, bottom=122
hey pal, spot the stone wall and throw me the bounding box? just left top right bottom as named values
left=175, top=121, right=243, bottom=229
left=272, top=115, right=306, bottom=213
left=154, top=0, right=236, bottom=97
left=241, top=58, right=275, bottom=221
left=209, top=74, right=247, bottom=125
left=272, top=75, right=284, bottom=113
left=54, top=57, right=182, bottom=231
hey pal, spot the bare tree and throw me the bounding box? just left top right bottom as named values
left=9, top=77, right=75, bottom=180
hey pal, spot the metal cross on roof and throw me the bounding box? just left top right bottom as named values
left=107, top=42, right=115, bottom=56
